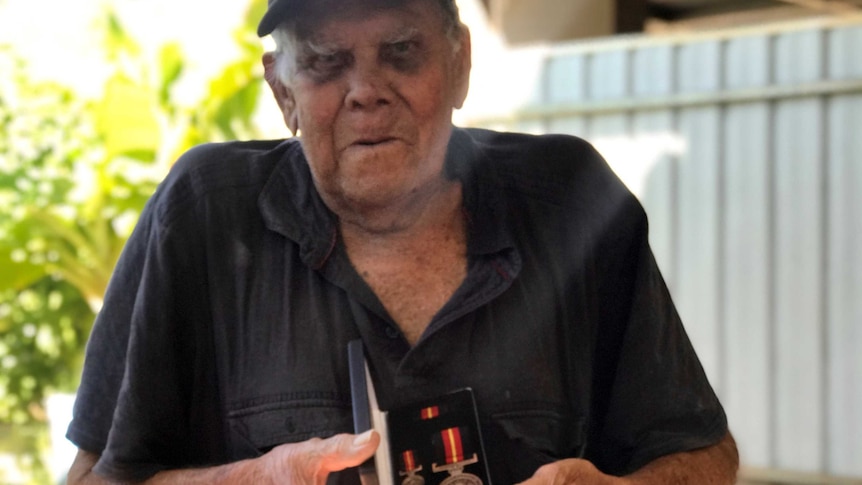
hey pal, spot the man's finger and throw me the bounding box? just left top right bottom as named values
left=317, top=430, right=380, bottom=473
left=263, top=430, right=381, bottom=483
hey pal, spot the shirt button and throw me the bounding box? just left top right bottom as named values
left=384, top=326, right=400, bottom=339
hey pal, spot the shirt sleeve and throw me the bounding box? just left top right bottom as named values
left=589, top=210, right=728, bottom=474
left=65, top=194, right=157, bottom=454
left=69, top=158, right=220, bottom=482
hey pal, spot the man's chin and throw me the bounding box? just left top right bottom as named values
left=339, top=184, right=405, bottom=210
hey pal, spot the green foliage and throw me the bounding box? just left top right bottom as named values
left=180, top=2, right=266, bottom=150
left=0, top=46, right=119, bottom=485
left=0, top=0, right=267, bottom=481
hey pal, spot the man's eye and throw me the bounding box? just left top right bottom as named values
left=299, top=51, right=349, bottom=79
left=313, top=53, right=345, bottom=70
left=383, top=40, right=423, bottom=71
left=387, top=40, right=418, bottom=57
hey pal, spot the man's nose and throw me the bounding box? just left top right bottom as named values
left=344, top=62, right=393, bottom=110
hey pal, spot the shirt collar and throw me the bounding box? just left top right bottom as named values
left=448, top=127, right=516, bottom=256
left=257, top=140, right=339, bottom=269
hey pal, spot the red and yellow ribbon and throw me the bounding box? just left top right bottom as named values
left=441, top=427, right=465, bottom=464
left=401, top=450, right=419, bottom=472
left=420, top=405, right=440, bottom=420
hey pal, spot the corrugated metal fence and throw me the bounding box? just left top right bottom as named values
left=466, top=18, right=862, bottom=482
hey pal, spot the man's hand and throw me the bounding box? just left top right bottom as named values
left=516, top=432, right=738, bottom=485
left=516, top=459, right=626, bottom=485
left=256, top=430, right=380, bottom=484
left=67, top=430, right=380, bottom=485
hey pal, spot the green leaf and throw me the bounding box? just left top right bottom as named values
left=103, top=10, right=141, bottom=61
left=158, top=43, right=185, bottom=109
left=0, top=248, right=45, bottom=292
left=95, top=74, right=161, bottom=158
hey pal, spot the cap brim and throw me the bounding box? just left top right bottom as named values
left=257, top=0, right=296, bottom=37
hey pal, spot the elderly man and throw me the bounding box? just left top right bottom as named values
left=66, top=0, right=739, bottom=483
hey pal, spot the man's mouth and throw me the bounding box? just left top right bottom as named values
left=354, top=137, right=396, bottom=146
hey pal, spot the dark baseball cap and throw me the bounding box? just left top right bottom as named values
left=257, top=0, right=457, bottom=37
left=257, top=0, right=297, bottom=37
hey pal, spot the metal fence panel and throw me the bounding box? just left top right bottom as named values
left=826, top=94, right=862, bottom=477
left=723, top=102, right=773, bottom=469
left=773, top=98, right=825, bottom=472
left=633, top=45, right=675, bottom=97
left=829, top=25, right=862, bottom=80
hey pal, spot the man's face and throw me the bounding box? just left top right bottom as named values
left=279, top=0, right=470, bottom=215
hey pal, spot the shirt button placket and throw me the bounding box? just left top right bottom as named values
left=384, top=325, right=400, bottom=339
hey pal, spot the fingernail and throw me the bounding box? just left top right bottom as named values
left=353, top=430, right=373, bottom=446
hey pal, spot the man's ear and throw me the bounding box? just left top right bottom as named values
left=263, top=52, right=299, bottom=135
left=452, top=27, right=472, bottom=110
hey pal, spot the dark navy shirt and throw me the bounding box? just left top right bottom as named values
left=67, top=127, right=727, bottom=483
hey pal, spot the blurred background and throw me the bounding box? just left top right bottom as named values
left=0, top=0, right=860, bottom=483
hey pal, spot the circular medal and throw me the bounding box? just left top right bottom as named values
left=440, top=472, right=483, bottom=485
left=401, top=475, right=426, bottom=485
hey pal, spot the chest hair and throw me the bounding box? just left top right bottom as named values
left=347, top=231, right=467, bottom=346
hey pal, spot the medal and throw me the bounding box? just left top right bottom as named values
left=431, top=427, right=484, bottom=485
left=439, top=474, right=483, bottom=485
left=399, top=450, right=425, bottom=485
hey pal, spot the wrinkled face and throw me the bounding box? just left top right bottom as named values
left=279, top=0, right=470, bottom=215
